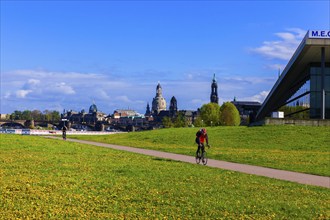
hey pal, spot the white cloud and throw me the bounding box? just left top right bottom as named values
left=191, top=99, right=204, bottom=104
left=266, top=64, right=286, bottom=71
left=16, top=90, right=32, bottom=98
left=249, top=91, right=269, bottom=103
left=52, top=82, right=76, bottom=95
left=22, top=78, right=40, bottom=90
left=286, top=28, right=306, bottom=38
left=4, top=92, right=11, bottom=99
left=223, top=76, right=266, bottom=85
left=186, top=74, right=193, bottom=80
left=251, top=28, right=306, bottom=60
left=115, top=96, right=131, bottom=103
left=28, top=79, right=40, bottom=85
left=1, top=68, right=274, bottom=114
left=96, top=89, right=110, bottom=100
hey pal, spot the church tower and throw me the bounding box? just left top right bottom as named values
left=210, top=73, right=219, bottom=104
left=152, top=83, right=167, bottom=114
left=145, top=102, right=151, bottom=116
left=169, top=96, right=178, bottom=117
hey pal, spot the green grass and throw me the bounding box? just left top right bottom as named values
left=0, top=134, right=329, bottom=219
left=70, top=126, right=330, bottom=176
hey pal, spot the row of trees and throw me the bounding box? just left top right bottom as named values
left=7, top=110, right=61, bottom=122
left=162, top=102, right=241, bottom=128
left=195, top=102, right=240, bottom=126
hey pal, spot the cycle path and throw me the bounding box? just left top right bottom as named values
left=46, top=136, right=330, bottom=189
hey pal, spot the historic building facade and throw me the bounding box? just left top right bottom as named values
left=61, top=103, right=107, bottom=130
left=146, top=83, right=198, bottom=126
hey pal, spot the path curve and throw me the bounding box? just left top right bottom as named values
left=45, top=136, right=330, bottom=189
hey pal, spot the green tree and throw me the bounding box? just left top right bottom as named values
left=173, top=112, right=188, bottom=128
left=43, top=110, right=51, bottom=121
left=51, top=111, right=61, bottom=122
left=21, top=110, right=32, bottom=120
left=199, top=103, right=220, bottom=126
left=193, top=117, right=203, bottom=127
left=219, top=102, right=240, bottom=126
left=9, top=109, right=61, bottom=122
left=11, top=110, right=22, bottom=120
left=162, top=116, right=173, bottom=128
left=31, top=110, right=42, bottom=120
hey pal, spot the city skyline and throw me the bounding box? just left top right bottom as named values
left=1, top=1, right=329, bottom=114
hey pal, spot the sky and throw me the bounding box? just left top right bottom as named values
left=1, top=1, right=329, bottom=115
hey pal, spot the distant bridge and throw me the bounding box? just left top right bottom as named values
left=0, top=120, right=59, bottom=129
left=0, top=119, right=151, bottom=131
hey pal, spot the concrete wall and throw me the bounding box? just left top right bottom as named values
left=263, top=118, right=330, bottom=126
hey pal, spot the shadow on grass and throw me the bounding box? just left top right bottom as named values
left=152, top=157, right=182, bottom=163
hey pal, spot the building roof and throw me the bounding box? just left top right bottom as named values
left=256, top=30, right=330, bottom=121
left=114, top=109, right=143, bottom=117
left=232, top=101, right=261, bottom=106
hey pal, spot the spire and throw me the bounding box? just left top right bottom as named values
left=145, top=102, right=151, bottom=116
left=156, top=82, right=162, bottom=96
left=210, top=73, right=219, bottom=104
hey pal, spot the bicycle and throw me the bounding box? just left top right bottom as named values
left=195, top=144, right=209, bottom=165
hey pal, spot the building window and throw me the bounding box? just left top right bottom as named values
left=310, top=66, right=330, bottom=119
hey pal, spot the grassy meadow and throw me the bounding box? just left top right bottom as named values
left=0, top=134, right=329, bottom=219
left=71, top=126, right=330, bottom=176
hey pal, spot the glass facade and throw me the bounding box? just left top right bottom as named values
left=286, top=81, right=310, bottom=107
left=310, top=66, right=330, bottom=119
left=281, top=80, right=310, bottom=119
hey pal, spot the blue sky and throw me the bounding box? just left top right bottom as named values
left=1, top=1, right=329, bottom=114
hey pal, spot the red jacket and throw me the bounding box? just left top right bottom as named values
left=196, top=130, right=208, bottom=144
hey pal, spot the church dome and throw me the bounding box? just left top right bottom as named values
left=89, top=103, right=98, bottom=113
left=152, top=83, right=166, bottom=113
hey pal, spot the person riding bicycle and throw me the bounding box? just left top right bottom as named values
left=195, top=128, right=210, bottom=158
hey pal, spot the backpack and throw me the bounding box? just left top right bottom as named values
left=195, top=130, right=202, bottom=144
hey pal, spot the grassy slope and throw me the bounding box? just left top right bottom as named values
left=0, top=134, right=329, bottom=219
left=71, top=126, right=330, bottom=176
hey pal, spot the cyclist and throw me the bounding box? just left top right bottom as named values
left=195, top=128, right=210, bottom=158
left=62, top=124, right=67, bottom=140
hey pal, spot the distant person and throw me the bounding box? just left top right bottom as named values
left=195, top=128, right=210, bottom=158
left=62, top=124, right=67, bottom=140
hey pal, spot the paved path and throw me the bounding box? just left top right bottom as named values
left=46, top=136, right=330, bottom=189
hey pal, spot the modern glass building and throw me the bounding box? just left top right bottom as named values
left=256, top=30, right=330, bottom=121
left=310, top=65, right=330, bottom=118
